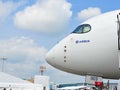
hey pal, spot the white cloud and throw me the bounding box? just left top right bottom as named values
left=77, top=7, right=101, bottom=21
left=0, top=37, right=84, bottom=82
left=14, top=0, right=72, bottom=34
left=0, top=1, right=26, bottom=23
left=0, top=1, right=15, bottom=22
left=0, top=36, right=84, bottom=82
left=0, top=37, right=47, bottom=78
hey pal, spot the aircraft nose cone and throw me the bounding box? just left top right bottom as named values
left=45, top=51, right=55, bottom=66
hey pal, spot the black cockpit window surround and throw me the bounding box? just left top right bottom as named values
left=72, top=24, right=91, bottom=34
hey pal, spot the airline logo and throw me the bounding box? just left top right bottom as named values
left=75, top=40, right=90, bottom=44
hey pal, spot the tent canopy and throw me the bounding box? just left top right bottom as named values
left=0, top=72, right=32, bottom=84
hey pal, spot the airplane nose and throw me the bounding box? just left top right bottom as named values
left=45, top=41, right=66, bottom=68
left=45, top=50, right=55, bottom=66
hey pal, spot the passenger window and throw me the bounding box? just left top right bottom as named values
left=72, top=24, right=91, bottom=34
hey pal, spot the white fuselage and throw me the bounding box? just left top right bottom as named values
left=46, top=10, right=120, bottom=79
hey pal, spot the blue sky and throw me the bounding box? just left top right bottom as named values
left=0, top=0, right=119, bottom=84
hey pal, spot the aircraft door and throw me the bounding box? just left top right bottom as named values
left=117, top=13, right=120, bottom=50
left=117, top=14, right=120, bottom=69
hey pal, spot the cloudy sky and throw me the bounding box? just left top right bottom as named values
left=0, top=0, right=119, bottom=84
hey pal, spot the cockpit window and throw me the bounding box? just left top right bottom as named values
left=72, top=24, right=91, bottom=34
